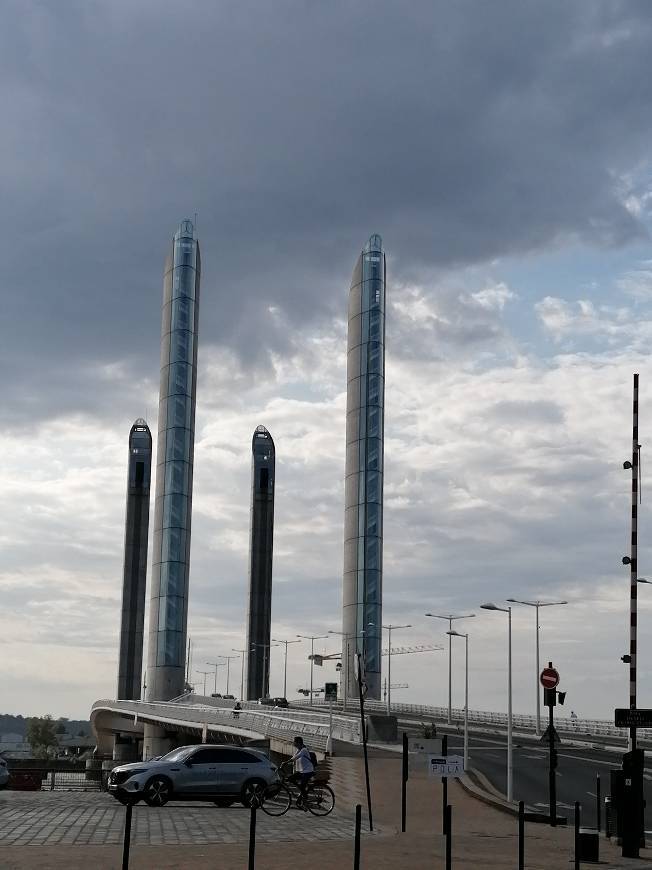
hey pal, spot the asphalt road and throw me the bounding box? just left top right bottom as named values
left=443, top=731, right=652, bottom=831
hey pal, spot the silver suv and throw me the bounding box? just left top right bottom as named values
left=108, top=744, right=278, bottom=807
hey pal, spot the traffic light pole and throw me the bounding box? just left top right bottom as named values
left=546, top=689, right=557, bottom=826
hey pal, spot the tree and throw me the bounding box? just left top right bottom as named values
left=26, top=715, right=59, bottom=758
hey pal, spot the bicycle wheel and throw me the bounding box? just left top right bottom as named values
left=261, top=783, right=292, bottom=817
left=306, top=783, right=335, bottom=816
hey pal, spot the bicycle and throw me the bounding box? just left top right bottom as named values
left=259, top=761, right=335, bottom=817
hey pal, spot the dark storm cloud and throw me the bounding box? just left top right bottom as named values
left=2, top=0, right=652, bottom=423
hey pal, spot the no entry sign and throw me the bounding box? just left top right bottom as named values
left=540, top=666, right=560, bottom=689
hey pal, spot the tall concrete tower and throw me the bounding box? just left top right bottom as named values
left=116, top=419, right=152, bottom=701
left=342, top=234, right=386, bottom=701
left=145, top=219, right=201, bottom=737
left=245, top=425, right=276, bottom=700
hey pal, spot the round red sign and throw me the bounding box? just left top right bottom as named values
left=540, top=667, right=559, bottom=689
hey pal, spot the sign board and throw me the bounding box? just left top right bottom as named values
left=324, top=682, right=338, bottom=702
left=311, top=654, right=324, bottom=667
left=428, top=755, right=464, bottom=777
left=540, top=666, right=560, bottom=689
left=615, top=708, right=652, bottom=728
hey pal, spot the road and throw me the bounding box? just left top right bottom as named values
left=441, top=731, right=652, bottom=830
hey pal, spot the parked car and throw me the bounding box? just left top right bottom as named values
left=222, top=694, right=236, bottom=700
left=107, top=744, right=278, bottom=808
left=259, top=697, right=289, bottom=708
left=0, top=757, right=8, bottom=790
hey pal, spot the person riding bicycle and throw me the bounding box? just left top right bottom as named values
left=288, top=735, right=315, bottom=809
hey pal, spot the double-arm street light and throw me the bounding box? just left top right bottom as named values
left=296, top=634, right=328, bottom=705
left=447, top=630, right=469, bottom=769
left=250, top=642, right=278, bottom=699
left=383, top=623, right=411, bottom=714
left=425, top=612, right=475, bottom=723
left=206, top=661, right=225, bottom=695
left=195, top=669, right=212, bottom=697
left=481, top=603, right=513, bottom=803
left=271, top=637, right=302, bottom=699
left=507, top=598, right=568, bottom=736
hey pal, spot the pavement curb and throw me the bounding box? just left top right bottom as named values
left=457, top=768, right=521, bottom=817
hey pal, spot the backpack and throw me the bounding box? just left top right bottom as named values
left=308, top=750, right=318, bottom=769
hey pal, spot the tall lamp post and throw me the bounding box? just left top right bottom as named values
left=425, top=612, right=475, bottom=723
left=220, top=655, right=239, bottom=696
left=383, top=623, right=411, bottom=714
left=297, top=634, right=328, bottom=705
left=231, top=648, right=246, bottom=701
left=250, top=642, right=278, bottom=699
left=507, top=598, right=567, bottom=736
left=481, top=603, right=513, bottom=802
left=447, top=630, right=469, bottom=769
left=195, top=669, right=212, bottom=697
left=271, top=637, right=301, bottom=699
left=206, top=661, right=225, bottom=695
left=328, top=625, right=374, bottom=711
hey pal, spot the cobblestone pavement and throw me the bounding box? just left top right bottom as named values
left=0, top=791, right=361, bottom=846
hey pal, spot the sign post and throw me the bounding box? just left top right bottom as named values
left=325, top=682, right=337, bottom=754
left=542, top=662, right=560, bottom=826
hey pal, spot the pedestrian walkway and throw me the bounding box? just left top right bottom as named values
left=1, top=755, right=650, bottom=868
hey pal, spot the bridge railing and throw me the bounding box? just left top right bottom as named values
left=91, top=699, right=361, bottom=750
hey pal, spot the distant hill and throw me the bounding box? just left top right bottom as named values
left=0, top=714, right=91, bottom=738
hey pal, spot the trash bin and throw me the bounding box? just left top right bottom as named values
left=578, top=828, right=599, bottom=863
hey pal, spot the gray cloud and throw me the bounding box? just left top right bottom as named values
left=2, top=1, right=652, bottom=425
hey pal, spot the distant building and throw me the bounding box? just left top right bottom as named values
left=342, top=234, right=386, bottom=701
left=245, top=426, right=276, bottom=700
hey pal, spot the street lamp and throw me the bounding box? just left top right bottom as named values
left=206, top=661, right=225, bottom=695
left=507, top=598, right=568, bottom=736
left=328, top=624, right=374, bottom=710
left=195, top=669, right=212, bottom=697
left=447, top=630, right=469, bottom=769
left=296, top=634, right=328, bottom=706
left=250, top=642, right=278, bottom=699
left=382, top=624, right=411, bottom=714
left=425, top=612, right=475, bottom=723
left=231, top=648, right=246, bottom=701
left=480, top=603, right=513, bottom=803
left=271, top=637, right=301, bottom=699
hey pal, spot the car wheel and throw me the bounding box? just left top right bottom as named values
left=241, top=778, right=267, bottom=808
left=213, top=798, right=234, bottom=808
left=143, top=776, right=172, bottom=807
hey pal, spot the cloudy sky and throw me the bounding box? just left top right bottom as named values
left=2, top=0, right=652, bottom=722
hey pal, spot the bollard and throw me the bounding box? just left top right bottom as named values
left=574, top=802, right=580, bottom=870
left=445, top=804, right=452, bottom=870
left=596, top=774, right=601, bottom=833
left=248, top=805, right=257, bottom=870
left=518, top=801, right=524, bottom=870
left=50, top=770, right=55, bottom=791
left=121, top=803, right=133, bottom=870
left=354, top=803, right=362, bottom=870
left=401, top=732, right=408, bottom=833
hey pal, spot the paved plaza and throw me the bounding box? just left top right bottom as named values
left=0, top=790, right=359, bottom=846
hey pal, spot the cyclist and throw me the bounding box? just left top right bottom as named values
left=288, top=735, right=315, bottom=809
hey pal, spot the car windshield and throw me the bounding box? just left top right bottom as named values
left=158, top=747, right=194, bottom=763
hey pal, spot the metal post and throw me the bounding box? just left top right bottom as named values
left=248, top=805, right=257, bottom=870
left=574, top=801, right=580, bottom=870
left=387, top=626, right=392, bottom=715
left=447, top=618, right=452, bottom=724
left=353, top=804, right=362, bottom=869
left=549, top=700, right=556, bottom=826
left=327, top=700, right=333, bottom=754
left=518, top=801, right=525, bottom=870
left=535, top=603, right=541, bottom=736
left=310, top=638, right=314, bottom=706
left=122, top=803, right=133, bottom=870
left=463, top=633, right=469, bottom=769
left=507, top=606, right=513, bottom=803
left=357, top=652, right=373, bottom=831
left=283, top=642, right=288, bottom=699
left=241, top=654, right=245, bottom=701
left=50, top=770, right=55, bottom=791
left=226, top=658, right=230, bottom=696
left=596, top=773, right=601, bottom=832
left=445, top=804, right=452, bottom=870
left=630, top=372, right=639, bottom=756
left=401, top=732, right=408, bottom=833
left=442, top=734, right=448, bottom=835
